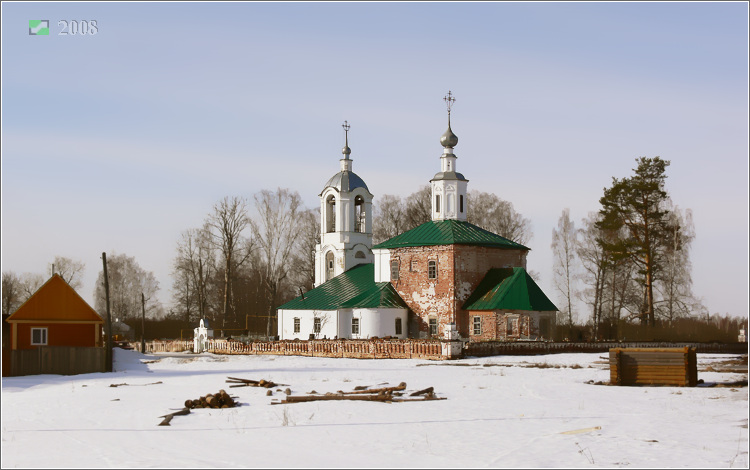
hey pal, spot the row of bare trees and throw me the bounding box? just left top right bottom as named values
left=170, top=189, right=318, bottom=334
left=551, top=157, right=711, bottom=340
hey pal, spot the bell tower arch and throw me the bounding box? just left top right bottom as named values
left=314, top=122, right=374, bottom=286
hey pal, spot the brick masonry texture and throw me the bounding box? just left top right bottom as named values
left=390, top=245, right=528, bottom=338
left=133, top=339, right=446, bottom=360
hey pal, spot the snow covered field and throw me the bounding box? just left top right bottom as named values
left=2, top=349, right=747, bottom=468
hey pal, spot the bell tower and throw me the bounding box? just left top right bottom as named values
left=314, top=122, right=374, bottom=286
left=431, top=91, right=469, bottom=222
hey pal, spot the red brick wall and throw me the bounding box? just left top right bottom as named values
left=464, top=310, right=557, bottom=342
left=391, top=245, right=528, bottom=338
left=390, top=246, right=457, bottom=337
left=468, top=312, right=498, bottom=341
left=13, top=323, right=99, bottom=349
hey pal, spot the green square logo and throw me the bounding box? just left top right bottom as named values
left=29, top=20, right=49, bottom=35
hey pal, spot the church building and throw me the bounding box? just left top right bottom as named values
left=277, top=94, right=558, bottom=342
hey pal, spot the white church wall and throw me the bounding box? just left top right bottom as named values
left=278, top=309, right=340, bottom=340
left=351, top=308, right=408, bottom=339
left=373, top=249, right=391, bottom=282
left=345, top=243, right=373, bottom=269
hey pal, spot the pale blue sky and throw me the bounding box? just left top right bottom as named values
left=2, top=2, right=748, bottom=320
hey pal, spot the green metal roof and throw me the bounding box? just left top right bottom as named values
left=462, top=267, right=558, bottom=312
left=372, top=219, right=530, bottom=250
left=277, top=263, right=408, bottom=311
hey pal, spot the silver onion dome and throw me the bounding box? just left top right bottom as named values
left=440, top=126, right=459, bottom=148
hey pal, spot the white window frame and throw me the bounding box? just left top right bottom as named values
left=428, top=260, right=437, bottom=279
left=293, top=318, right=300, bottom=334
left=428, top=317, right=438, bottom=337
left=352, top=318, right=360, bottom=335
left=473, top=316, right=482, bottom=335
left=31, top=327, right=48, bottom=345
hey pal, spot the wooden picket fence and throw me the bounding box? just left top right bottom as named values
left=7, top=346, right=106, bottom=377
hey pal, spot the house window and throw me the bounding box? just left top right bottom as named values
left=507, top=317, right=517, bottom=336
left=314, top=317, right=321, bottom=334
left=391, top=259, right=399, bottom=280
left=473, top=316, right=482, bottom=335
left=411, top=259, right=418, bottom=271
left=428, top=260, right=437, bottom=279
left=31, top=327, right=48, bottom=345
left=428, top=318, right=438, bottom=337
left=460, top=195, right=464, bottom=213
left=395, top=318, right=402, bottom=335
left=293, top=318, right=300, bottom=334
left=435, top=195, right=441, bottom=213
left=352, top=318, right=360, bottom=335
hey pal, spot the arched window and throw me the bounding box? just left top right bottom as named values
left=326, top=195, right=336, bottom=233
left=428, top=260, right=437, bottom=279
left=325, top=251, right=335, bottom=281
left=435, top=195, right=441, bottom=214
left=355, top=251, right=366, bottom=259
left=354, top=195, right=365, bottom=233
left=460, top=195, right=464, bottom=213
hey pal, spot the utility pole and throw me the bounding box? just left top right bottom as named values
left=141, top=292, right=146, bottom=353
left=102, top=252, right=113, bottom=372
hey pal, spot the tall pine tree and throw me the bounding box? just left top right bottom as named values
left=596, top=157, right=673, bottom=327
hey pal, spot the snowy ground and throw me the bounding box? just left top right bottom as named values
left=2, top=349, right=748, bottom=468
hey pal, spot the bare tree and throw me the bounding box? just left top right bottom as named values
left=207, top=196, right=253, bottom=327
left=19, top=273, right=46, bottom=299
left=172, top=224, right=216, bottom=322
left=2, top=271, right=23, bottom=316
left=576, top=213, right=608, bottom=339
left=290, top=208, right=320, bottom=292
left=655, top=204, right=700, bottom=325
left=373, top=194, right=407, bottom=243
left=551, top=209, right=578, bottom=332
left=251, top=188, right=304, bottom=338
left=405, top=185, right=432, bottom=229
left=94, top=253, right=160, bottom=322
left=467, top=190, right=532, bottom=245
left=51, top=256, right=85, bottom=290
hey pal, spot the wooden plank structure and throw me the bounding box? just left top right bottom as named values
left=609, top=347, right=698, bottom=387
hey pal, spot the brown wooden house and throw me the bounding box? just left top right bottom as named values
left=6, top=274, right=103, bottom=350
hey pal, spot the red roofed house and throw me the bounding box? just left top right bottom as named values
left=4, top=274, right=104, bottom=376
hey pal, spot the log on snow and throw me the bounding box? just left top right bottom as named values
left=337, top=382, right=406, bottom=395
